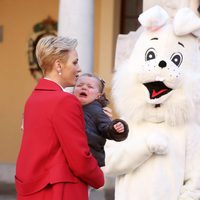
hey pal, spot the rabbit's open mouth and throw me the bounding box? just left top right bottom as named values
left=143, top=81, right=172, bottom=99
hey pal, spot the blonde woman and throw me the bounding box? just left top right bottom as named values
left=15, top=36, right=104, bottom=200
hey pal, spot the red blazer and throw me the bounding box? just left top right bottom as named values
left=15, top=79, right=104, bottom=200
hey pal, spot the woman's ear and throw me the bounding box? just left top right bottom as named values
left=55, top=59, right=62, bottom=75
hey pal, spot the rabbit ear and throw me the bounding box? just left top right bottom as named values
left=173, top=7, right=200, bottom=37
left=138, top=5, right=169, bottom=31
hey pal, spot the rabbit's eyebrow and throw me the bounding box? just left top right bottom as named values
left=178, top=42, right=184, bottom=48
left=150, top=37, right=158, bottom=40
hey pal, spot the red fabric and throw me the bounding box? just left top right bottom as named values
left=16, top=182, right=88, bottom=200
left=15, top=79, right=104, bottom=200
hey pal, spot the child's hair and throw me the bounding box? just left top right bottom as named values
left=80, top=73, right=109, bottom=107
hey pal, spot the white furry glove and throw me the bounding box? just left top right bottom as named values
left=178, top=186, right=200, bottom=200
left=146, top=133, right=168, bottom=155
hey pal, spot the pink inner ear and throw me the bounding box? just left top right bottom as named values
left=147, top=26, right=163, bottom=32
left=138, top=5, right=169, bottom=31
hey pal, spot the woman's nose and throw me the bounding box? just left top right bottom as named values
left=77, top=65, right=81, bottom=73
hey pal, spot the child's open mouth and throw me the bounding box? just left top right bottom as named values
left=79, top=92, right=87, bottom=97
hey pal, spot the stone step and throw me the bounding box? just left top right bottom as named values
left=0, top=164, right=15, bottom=184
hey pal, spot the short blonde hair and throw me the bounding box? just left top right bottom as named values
left=35, top=35, right=77, bottom=72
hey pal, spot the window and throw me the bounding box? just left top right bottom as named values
left=120, top=0, right=143, bottom=34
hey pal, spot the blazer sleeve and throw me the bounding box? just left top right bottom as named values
left=52, top=94, right=104, bottom=189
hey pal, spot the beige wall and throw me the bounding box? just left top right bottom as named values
left=94, top=0, right=121, bottom=117
left=94, top=0, right=121, bottom=87
left=0, top=0, right=58, bottom=163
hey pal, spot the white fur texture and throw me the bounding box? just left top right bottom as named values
left=105, top=6, right=200, bottom=200
left=139, top=5, right=169, bottom=30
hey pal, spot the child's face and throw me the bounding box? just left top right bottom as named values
left=73, top=76, right=101, bottom=105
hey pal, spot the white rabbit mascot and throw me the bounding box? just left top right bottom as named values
left=105, top=5, right=200, bottom=200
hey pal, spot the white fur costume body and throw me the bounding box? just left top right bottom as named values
left=105, top=6, right=200, bottom=200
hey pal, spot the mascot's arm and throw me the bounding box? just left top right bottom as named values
left=104, top=132, right=168, bottom=176
left=179, top=125, right=200, bottom=200
left=104, top=138, right=152, bottom=176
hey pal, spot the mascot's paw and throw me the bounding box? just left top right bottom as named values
left=179, top=188, right=199, bottom=200
left=179, top=198, right=194, bottom=200
left=146, top=133, right=169, bottom=155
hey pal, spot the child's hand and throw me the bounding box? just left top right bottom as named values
left=113, top=122, right=124, bottom=133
